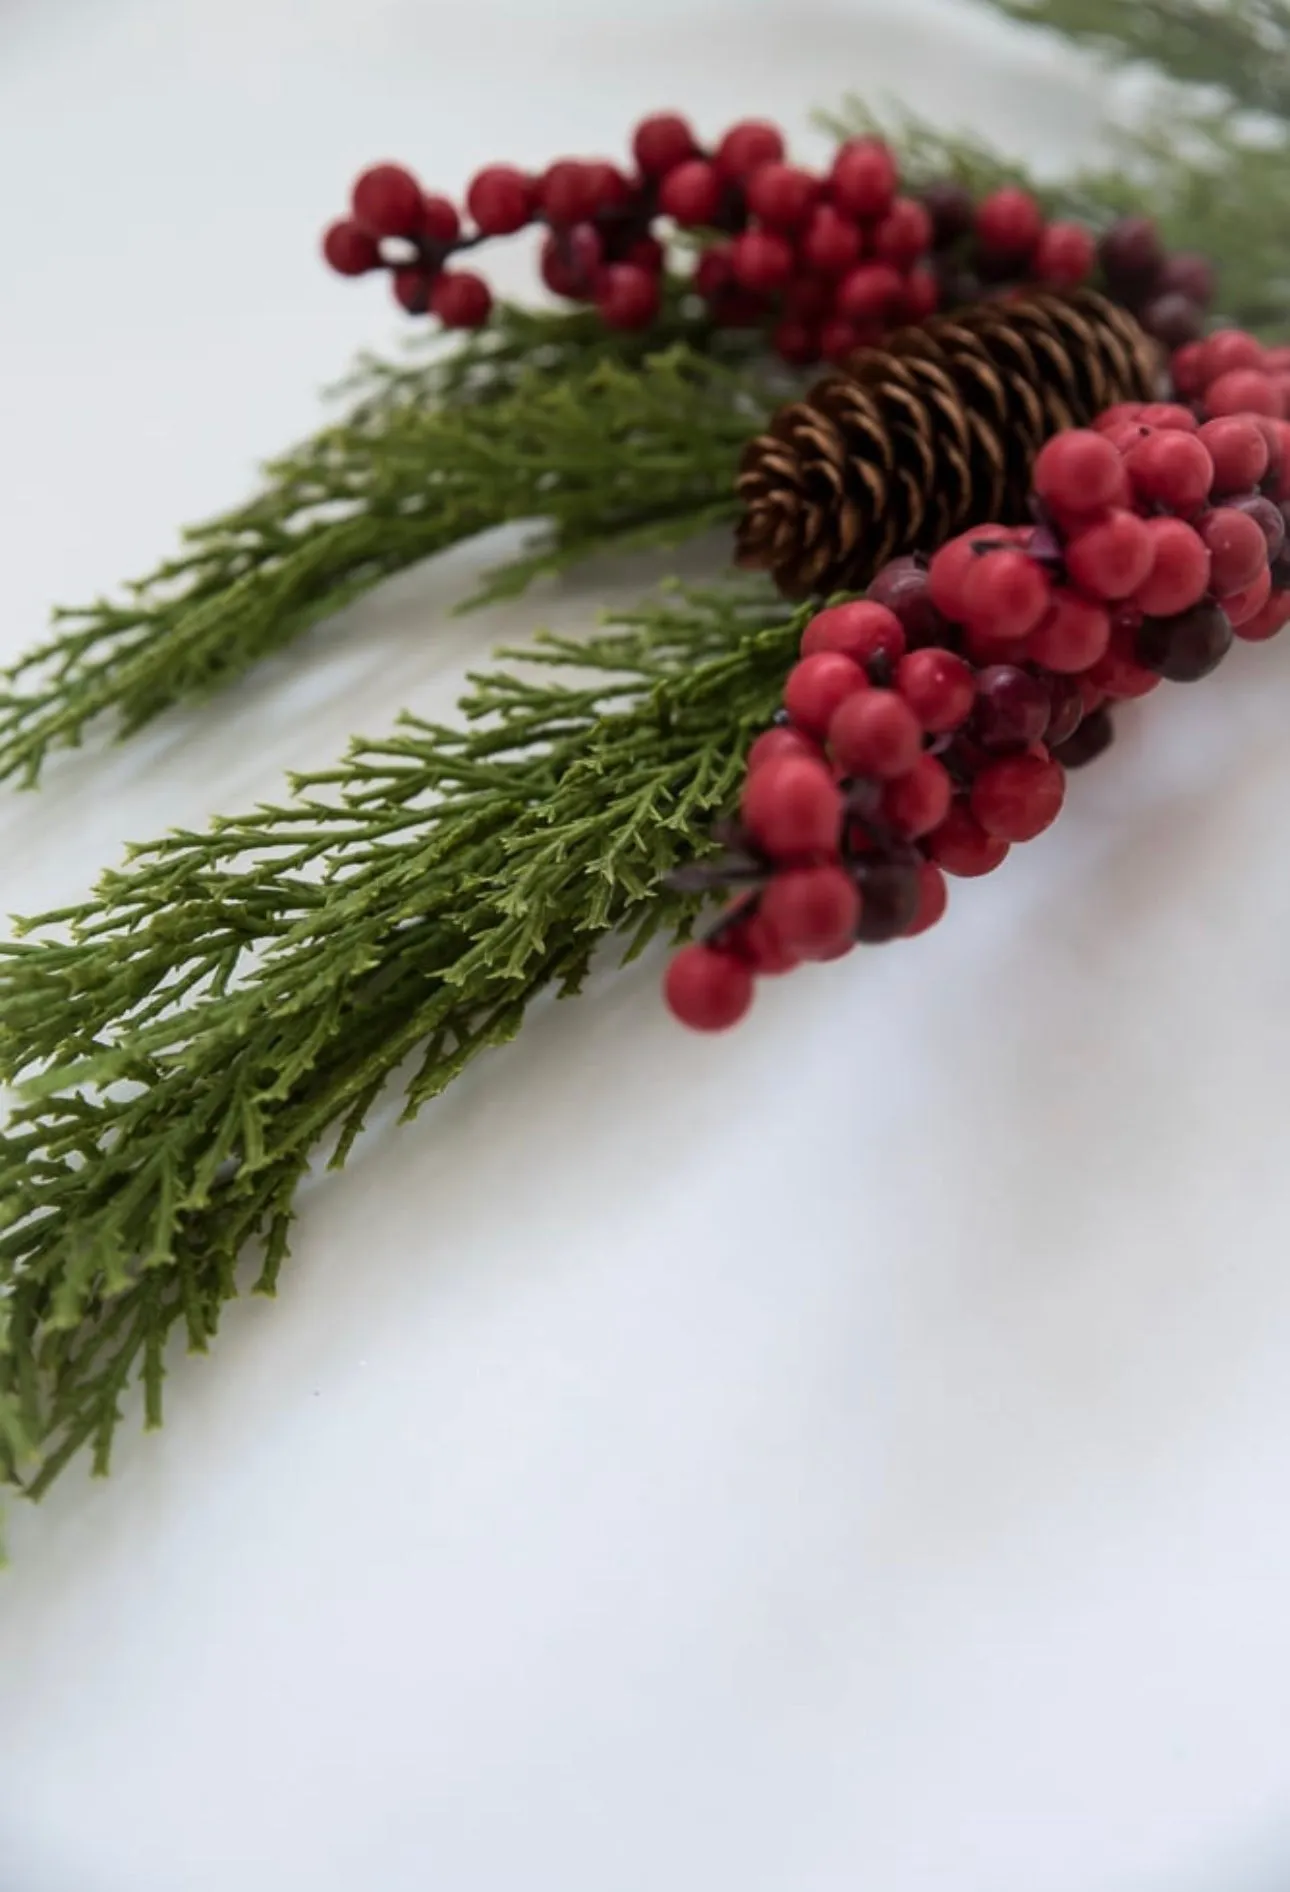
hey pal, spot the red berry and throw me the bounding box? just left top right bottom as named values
left=351, top=163, right=423, bottom=238
left=466, top=164, right=534, bottom=235
left=1065, top=510, right=1155, bottom=600
left=820, top=319, right=862, bottom=364
left=730, top=228, right=795, bottom=292
left=829, top=139, right=898, bottom=219
left=585, top=162, right=633, bottom=213
left=1159, top=253, right=1216, bottom=306
left=1134, top=601, right=1233, bottom=682
left=430, top=270, right=492, bottom=328
left=783, top=651, right=868, bottom=736
left=659, top=159, right=723, bottom=225
left=1092, top=403, right=1146, bottom=434
left=665, top=944, right=754, bottom=1032
left=595, top=263, right=660, bottom=330
left=392, top=266, right=435, bottom=314
left=867, top=558, right=946, bottom=647
left=1199, top=506, right=1269, bottom=596
left=746, top=163, right=818, bottom=229
left=971, top=753, right=1065, bottom=843
left=927, top=804, right=1010, bottom=877
left=784, top=275, right=834, bottom=321
left=1026, top=589, right=1111, bottom=673
left=972, top=665, right=1051, bottom=751
left=540, top=225, right=603, bottom=299
left=741, top=757, right=843, bottom=859
left=961, top=548, right=1052, bottom=641
left=975, top=187, right=1043, bottom=261
left=1135, top=402, right=1199, bottom=433
left=322, top=219, right=381, bottom=276
left=746, top=726, right=823, bottom=775
left=632, top=113, right=698, bottom=177
left=760, top=865, right=861, bottom=960
left=772, top=318, right=820, bottom=366
left=801, top=599, right=906, bottom=665
left=1234, top=591, right=1290, bottom=642
left=715, top=120, right=785, bottom=180
left=882, top=753, right=953, bottom=838
left=873, top=197, right=932, bottom=267
left=896, top=648, right=976, bottom=732
left=1033, top=430, right=1130, bottom=516
left=1171, top=341, right=1206, bottom=397
left=1044, top=676, right=1085, bottom=747
left=828, top=689, right=923, bottom=779
left=1099, top=216, right=1164, bottom=288
left=800, top=205, right=863, bottom=276
left=901, top=267, right=939, bottom=322
left=926, top=527, right=1004, bottom=618
left=1033, top=221, right=1096, bottom=286
left=1125, top=429, right=1215, bottom=511
left=1198, top=329, right=1265, bottom=385
left=904, top=861, right=949, bottom=937
left=420, top=194, right=461, bottom=244
left=1231, top=493, right=1287, bottom=562
left=1257, top=418, right=1290, bottom=498
left=1197, top=415, right=1270, bottom=494
left=545, top=160, right=609, bottom=225
left=1222, top=564, right=1272, bottom=627
left=693, top=247, right=733, bottom=299
left=1134, top=516, right=1212, bottom=615
left=835, top=262, right=904, bottom=324
left=1204, top=368, right=1281, bottom=418
left=732, top=906, right=801, bottom=977
left=1087, top=622, right=1161, bottom=700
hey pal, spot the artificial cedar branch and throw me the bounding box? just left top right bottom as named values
left=0, top=582, right=802, bottom=1497
left=0, top=314, right=774, bottom=789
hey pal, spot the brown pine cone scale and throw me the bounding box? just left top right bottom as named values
left=735, top=289, right=1158, bottom=599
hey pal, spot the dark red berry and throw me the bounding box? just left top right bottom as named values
left=665, top=944, right=754, bottom=1031
left=801, top=599, right=906, bottom=665
left=585, top=162, right=633, bottom=213
left=919, top=180, right=974, bottom=246
left=971, top=753, right=1065, bottom=842
left=430, top=271, right=492, bottom=328
left=466, top=165, right=534, bottom=235
left=322, top=219, right=381, bottom=276
left=1033, top=221, right=1096, bottom=286
left=866, top=559, right=946, bottom=648
left=819, top=319, right=861, bottom=364
left=784, top=274, right=833, bottom=321
left=392, top=266, right=435, bottom=314
left=1204, top=368, right=1281, bottom=418
left=1066, top=511, right=1156, bottom=600
left=772, top=318, right=820, bottom=366
left=1027, top=590, right=1111, bottom=673
left=540, top=160, right=601, bottom=226
left=1087, top=622, right=1161, bottom=700
left=730, top=228, right=795, bottom=292
left=1134, top=600, right=1234, bottom=681
left=420, top=194, right=460, bottom=245
left=741, top=756, right=843, bottom=859
left=1033, top=430, right=1129, bottom=516
left=1044, top=676, right=1085, bottom=747
left=853, top=856, right=922, bottom=942
left=1200, top=507, right=1269, bottom=596
left=829, top=689, right=923, bottom=779
left=829, top=139, right=898, bottom=219
left=632, top=112, right=698, bottom=177
left=1171, top=341, right=1206, bottom=397
left=800, top=205, right=863, bottom=276
left=1141, top=293, right=1204, bottom=350
left=731, top=906, right=801, bottom=976
left=972, top=665, right=1051, bottom=752
left=873, top=197, right=932, bottom=267
left=904, top=862, right=949, bottom=937
left=693, top=247, right=733, bottom=298
left=746, top=163, right=818, bottom=229
left=1230, top=492, right=1286, bottom=563
left=975, top=187, right=1043, bottom=261
left=760, top=865, right=861, bottom=959
left=1099, top=216, right=1164, bottom=290
left=1234, top=592, right=1290, bottom=642
left=1198, top=415, right=1270, bottom=494
left=1053, top=703, right=1114, bottom=768
left=783, top=651, right=868, bottom=736
left=896, top=648, right=976, bottom=732
left=1159, top=252, right=1216, bottom=305
left=882, top=753, right=953, bottom=839
left=352, top=163, right=423, bottom=238
left=835, top=262, right=904, bottom=324
left=1125, top=429, right=1215, bottom=513
left=1134, top=516, right=1212, bottom=616
left=715, top=120, right=785, bottom=180
left=928, top=804, right=1010, bottom=877
left=901, top=268, right=939, bottom=321
left=659, top=159, right=723, bottom=225
left=540, top=225, right=603, bottom=299
left=621, top=235, right=666, bottom=275
left=961, top=549, right=1051, bottom=642
left=595, top=263, right=660, bottom=330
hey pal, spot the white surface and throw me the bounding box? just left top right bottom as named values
left=2, top=3, right=1290, bottom=1889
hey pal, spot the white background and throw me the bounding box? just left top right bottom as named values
left=3, top=3, right=1290, bottom=1889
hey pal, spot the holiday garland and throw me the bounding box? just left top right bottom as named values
left=5, top=6, right=1290, bottom=1525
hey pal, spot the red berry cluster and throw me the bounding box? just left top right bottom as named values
left=1171, top=327, right=1290, bottom=422
left=665, top=402, right=1290, bottom=1032
left=321, top=119, right=1177, bottom=366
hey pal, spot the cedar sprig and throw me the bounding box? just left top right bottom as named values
left=0, top=580, right=802, bottom=1498
left=0, top=308, right=775, bottom=790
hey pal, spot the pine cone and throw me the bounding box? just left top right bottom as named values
left=736, top=289, right=1159, bottom=600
